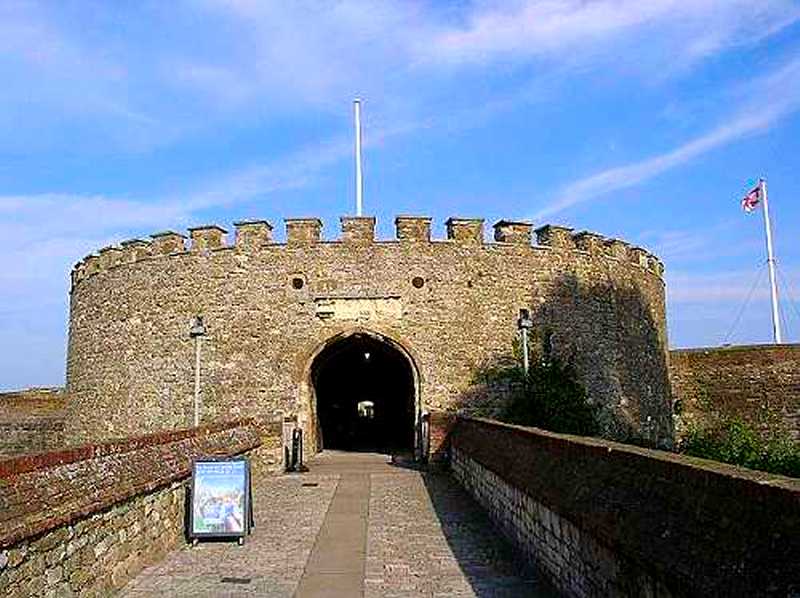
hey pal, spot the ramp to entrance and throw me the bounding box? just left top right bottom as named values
left=121, top=452, right=556, bottom=597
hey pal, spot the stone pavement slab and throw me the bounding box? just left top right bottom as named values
left=120, top=451, right=557, bottom=597
left=295, top=474, right=369, bottom=598
left=120, top=474, right=338, bottom=598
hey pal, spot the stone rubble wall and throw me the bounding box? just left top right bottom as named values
left=450, top=416, right=800, bottom=597
left=0, top=388, right=67, bottom=457
left=66, top=215, right=672, bottom=450
left=0, top=419, right=263, bottom=597
left=669, top=344, right=800, bottom=442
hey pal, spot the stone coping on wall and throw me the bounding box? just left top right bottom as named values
left=0, top=417, right=254, bottom=477
left=0, top=419, right=261, bottom=549
left=0, top=387, right=66, bottom=414
left=670, top=342, right=800, bottom=355
left=70, top=215, right=665, bottom=288
left=450, top=416, right=800, bottom=596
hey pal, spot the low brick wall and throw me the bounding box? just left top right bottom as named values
left=450, top=417, right=800, bottom=597
left=0, top=419, right=262, bottom=597
left=669, top=344, right=800, bottom=442
left=0, top=388, right=67, bottom=457
left=429, top=411, right=456, bottom=460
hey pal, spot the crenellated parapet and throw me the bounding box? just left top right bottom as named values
left=65, top=211, right=672, bottom=451
left=70, top=215, right=665, bottom=288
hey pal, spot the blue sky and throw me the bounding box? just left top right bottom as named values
left=2, top=1, right=800, bottom=390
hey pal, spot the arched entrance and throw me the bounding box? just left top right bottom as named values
left=310, top=331, right=417, bottom=454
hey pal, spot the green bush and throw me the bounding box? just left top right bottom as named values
left=517, top=358, right=598, bottom=436
left=680, top=418, right=800, bottom=478
left=474, top=350, right=599, bottom=437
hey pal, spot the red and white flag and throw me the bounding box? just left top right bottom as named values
left=741, top=184, right=761, bottom=212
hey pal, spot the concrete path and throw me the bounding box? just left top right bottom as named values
left=121, top=451, right=556, bottom=597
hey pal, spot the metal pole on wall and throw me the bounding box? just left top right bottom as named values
left=521, top=329, right=530, bottom=374
left=194, top=337, right=201, bottom=426
left=518, top=309, right=533, bottom=375
left=189, top=316, right=207, bottom=427
left=760, top=178, right=783, bottom=344
left=354, top=98, right=363, bottom=216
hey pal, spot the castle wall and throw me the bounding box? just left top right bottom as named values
left=65, top=217, right=671, bottom=448
left=0, top=419, right=263, bottom=596
left=670, top=344, right=800, bottom=442
left=450, top=416, right=800, bottom=597
left=0, top=388, right=67, bottom=457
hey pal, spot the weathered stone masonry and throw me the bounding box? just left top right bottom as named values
left=669, top=343, right=800, bottom=442
left=0, top=419, right=262, bottom=597
left=0, top=388, right=66, bottom=457
left=66, top=216, right=672, bottom=450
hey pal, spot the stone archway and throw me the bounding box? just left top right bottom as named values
left=306, top=330, right=420, bottom=456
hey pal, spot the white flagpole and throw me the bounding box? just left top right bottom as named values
left=354, top=98, right=363, bottom=216
left=760, top=178, right=783, bottom=343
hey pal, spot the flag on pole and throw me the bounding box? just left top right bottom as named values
left=741, top=184, right=762, bottom=212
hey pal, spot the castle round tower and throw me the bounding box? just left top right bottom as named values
left=65, top=216, right=672, bottom=453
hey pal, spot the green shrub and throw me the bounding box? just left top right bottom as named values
left=680, top=418, right=800, bottom=478
left=474, top=349, right=599, bottom=437
left=507, top=358, right=599, bottom=436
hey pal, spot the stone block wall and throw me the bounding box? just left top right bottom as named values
left=66, top=215, right=672, bottom=452
left=669, top=344, right=800, bottom=442
left=450, top=416, right=800, bottom=597
left=0, top=388, right=67, bottom=457
left=0, top=419, right=262, bottom=597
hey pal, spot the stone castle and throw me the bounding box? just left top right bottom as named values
left=65, top=215, right=673, bottom=453
left=3, top=215, right=799, bottom=598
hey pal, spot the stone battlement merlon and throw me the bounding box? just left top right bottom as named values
left=188, top=225, right=227, bottom=252
left=150, top=231, right=187, bottom=255
left=446, top=218, right=484, bottom=244
left=70, top=215, right=665, bottom=287
left=234, top=220, right=273, bottom=249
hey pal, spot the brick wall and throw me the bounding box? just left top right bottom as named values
left=669, top=344, right=800, bottom=441
left=450, top=416, right=800, bottom=597
left=0, top=388, right=67, bottom=457
left=0, top=419, right=263, bottom=597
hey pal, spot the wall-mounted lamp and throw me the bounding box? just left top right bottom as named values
left=190, top=315, right=207, bottom=338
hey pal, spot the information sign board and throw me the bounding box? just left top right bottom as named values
left=190, top=458, right=251, bottom=540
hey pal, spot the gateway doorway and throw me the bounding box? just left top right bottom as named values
left=311, top=333, right=416, bottom=453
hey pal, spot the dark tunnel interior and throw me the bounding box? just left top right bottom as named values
left=312, top=334, right=416, bottom=454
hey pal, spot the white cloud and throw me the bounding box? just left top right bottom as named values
left=423, top=0, right=800, bottom=68
left=1, top=1, right=795, bottom=147
left=535, top=57, right=800, bottom=218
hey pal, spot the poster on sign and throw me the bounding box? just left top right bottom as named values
left=190, top=458, right=251, bottom=541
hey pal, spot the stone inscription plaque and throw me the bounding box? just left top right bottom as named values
left=314, top=296, right=402, bottom=321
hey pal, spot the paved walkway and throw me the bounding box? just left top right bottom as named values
left=121, top=451, right=556, bottom=597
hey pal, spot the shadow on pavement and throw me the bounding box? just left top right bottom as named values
left=419, top=467, right=560, bottom=597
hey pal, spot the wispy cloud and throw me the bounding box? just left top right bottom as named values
left=424, top=0, right=800, bottom=69
left=0, top=112, right=421, bottom=267
left=536, top=57, right=800, bottom=218
left=1, top=1, right=796, bottom=150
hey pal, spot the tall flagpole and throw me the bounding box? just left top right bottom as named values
left=354, top=98, right=363, bottom=216
left=760, top=178, right=783, bottom=344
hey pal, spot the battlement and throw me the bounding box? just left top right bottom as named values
left=70, top=215, right=664, bottom=287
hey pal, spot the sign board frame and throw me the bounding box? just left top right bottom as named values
left=189, top=457, right=253, bottom=542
